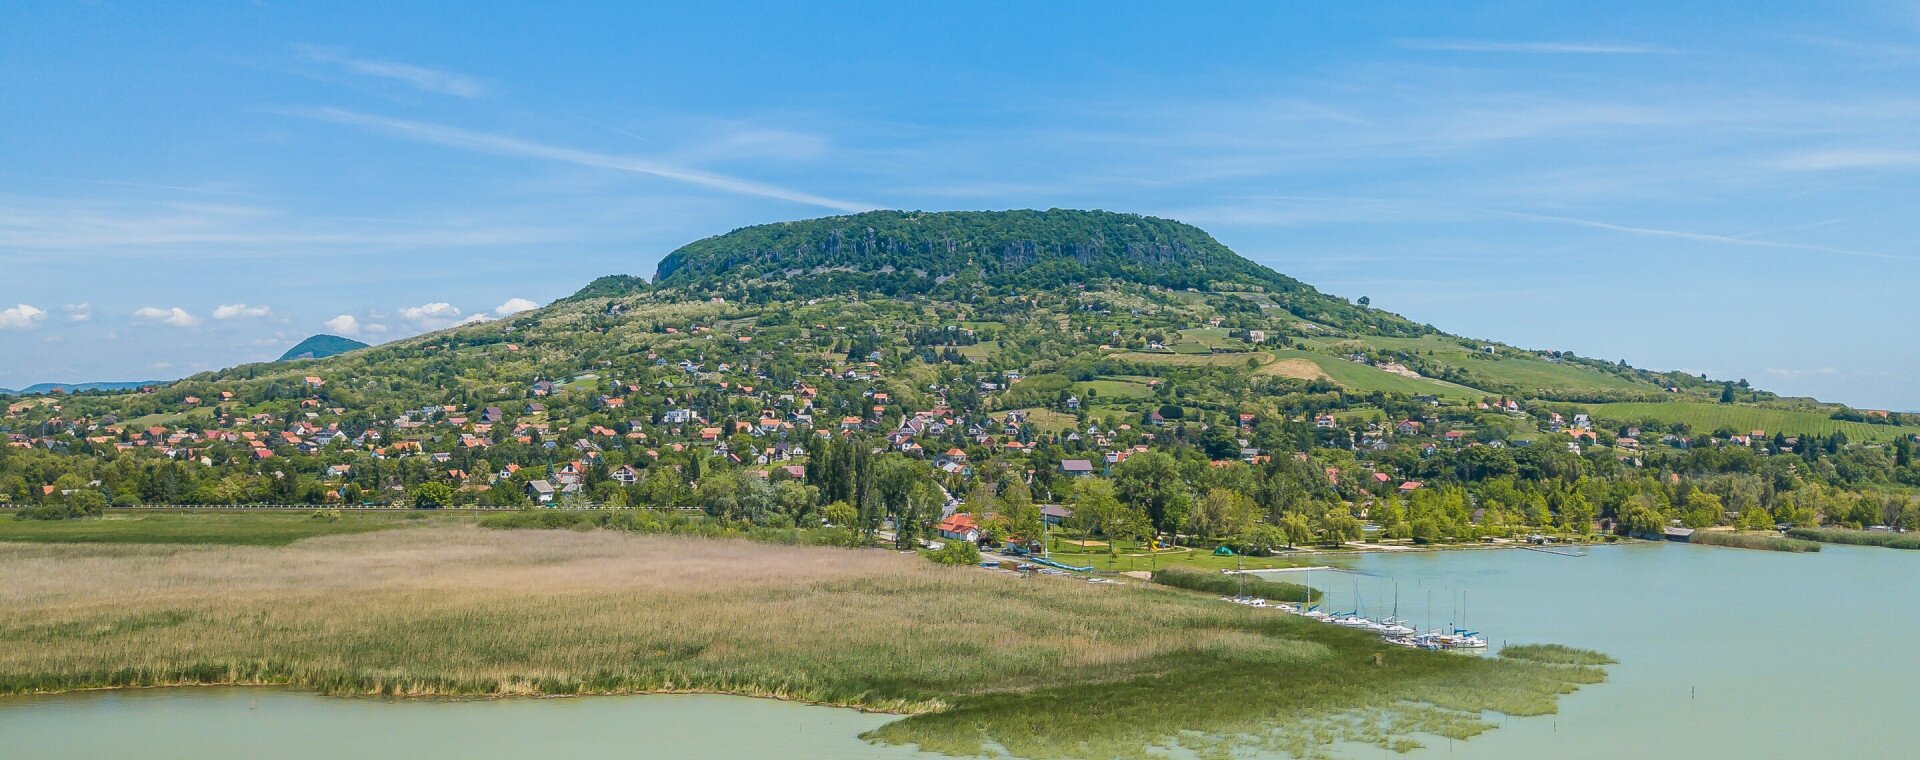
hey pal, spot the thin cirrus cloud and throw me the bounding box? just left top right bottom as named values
left=131, top=306, right=202, bottom=328
left=284, top=107, right=878, bottom=213
left=295, top=44, right=489, bottom=98
left=1394, top=39, right=1678, bottom=55
left=0, top=303, right=47, bottom=330
left=212, top=303, right=273, bottom=320
left=1773, top=149, right=1920, bottom=171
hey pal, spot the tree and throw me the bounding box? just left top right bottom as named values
left=1113, top=451, right=1191, bottom=537
left=1278, top=513, right=1314, bottom=548
left=411, top=481, right=454, bottom=508
left=1318, top=511, right=1363, bottom=546
left=1720, top=383, right=1736, bottom=404
left=819, top=500, right=860, bottom=546
left=999, top=476, right=1042, bottom=544
left=1186, top=488, right=1257, bottom=543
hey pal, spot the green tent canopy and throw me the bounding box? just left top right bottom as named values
left=1212, top=546, right=1235, bottom=557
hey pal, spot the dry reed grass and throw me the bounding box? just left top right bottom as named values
left=0, top=525, right=1284, bottom=708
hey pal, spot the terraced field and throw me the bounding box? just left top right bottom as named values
left=1311, top=336, right=1659, bottom=397
left=1581, top=402, right=1920, bottom=441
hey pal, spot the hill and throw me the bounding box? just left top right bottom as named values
left=278, top=334, right=370, bottom=362
left=6, top=209, right=1917, bottom=537
left=601, top=209, right=1426, bottom=337
left=0, top=380, right=154, bottom=397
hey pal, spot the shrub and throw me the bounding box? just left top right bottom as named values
left=309, top=509, right=343, bottom=523
left=926, top=540, right=982, bottom=566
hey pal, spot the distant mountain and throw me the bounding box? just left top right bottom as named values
left=279, top=334, right=370, bottom=362
left=0, top=380, right=154, bottom=397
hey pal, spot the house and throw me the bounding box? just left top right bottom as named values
left=1040, top=504, right=1072, bottom=526
left=935, top=513, right=982, bottom=542
left=1314, top=414, right=1336, bottom=429
left=304, top=376, right=324, bottom=388
left=1397, top=481, right=1422, bottom=494
left=525, top=480, right=556, bottom=503
left=1245, top=329, right=1266, bottom=343
left=1059, top=459, right=1095, bottom=477
left=611, top=465, right=642, bottom=485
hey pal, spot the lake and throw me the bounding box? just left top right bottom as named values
left=4, top=541, right=1912, bottom=758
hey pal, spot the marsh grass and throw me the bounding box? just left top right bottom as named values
left=1150, top=566, right=1323, bottom=604
left=1690, top=531, right=1821, bottom=553
left=0, top=525, right=1609, bottom=758
left=0, top=511, right=424, bottom=546
left=1788, top=527, right=1920, bottom=550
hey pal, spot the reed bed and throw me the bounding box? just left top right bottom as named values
left=1690, top=531, right=1822, bottom=553
left=1787, top=526, right=1920, bottom=550
left=1149, top=566, right=1323, bottom=604
left=0, top=525, right=1609, bottom=758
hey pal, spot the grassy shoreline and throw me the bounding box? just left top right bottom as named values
left=1690, top=531, right=1823, bottom=553
left=0, top=523, right=1610, bottom=758
left=1787, top=526, right=1920, bottom=550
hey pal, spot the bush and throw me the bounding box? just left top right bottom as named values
left=926, top=540, right=982, bottom=566
left=309, top=509, right=343, bottom=523
left=1151, top=566, right=1322, bottom=604
left=13, top=504, right=80, bottom=521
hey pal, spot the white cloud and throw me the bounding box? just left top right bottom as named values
left=0, top=303, right=47, bottom=329
left=494, top=297, right=539, bottom=316
left=297, top=44, right=488, bottom=98
left=132, top=306, right=202, bottom=327
left=458, top=314, right=494, bottom=325
left=323, top=314, right=362, bottom=336
left=61, top=303, right=90, bottom=322
left=400, top=302, right=461, bottom=321
left=1765, top=367, right=1841, bottom=377
left=213, top=303, right=273, bottom=320
left=399, top=302, right=469, bottom=330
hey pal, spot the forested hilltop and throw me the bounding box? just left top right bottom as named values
left=6, top=210, right=1920, bottom=542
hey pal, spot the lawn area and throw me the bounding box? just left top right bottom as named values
left=956, top=340, right=1002, bottom=361
left=1076, top=378, right=1153, bottom=399
left=0, top=526, right=1611, bottom=758
left=1002, top=407, right=1080, bottom=433
left=1110, top=350, right=1269, bottom=368
left=0, top=511, right=436, bottom=546
left=1273, top=349, right=1483, bottom=400
left=1581, top=402, right=1920, bottom=441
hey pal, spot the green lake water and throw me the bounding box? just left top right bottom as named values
left=3, top=541, right=1912, bottom=758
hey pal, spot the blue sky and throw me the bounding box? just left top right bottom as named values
left=4, top=2, right=1920, bottom=407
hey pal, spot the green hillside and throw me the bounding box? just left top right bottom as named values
left=6, top=209, right=1917, bottom=541
left=278, top=334, right=370, bottom=362
left=1579, top=402, right=1920, bottom=442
